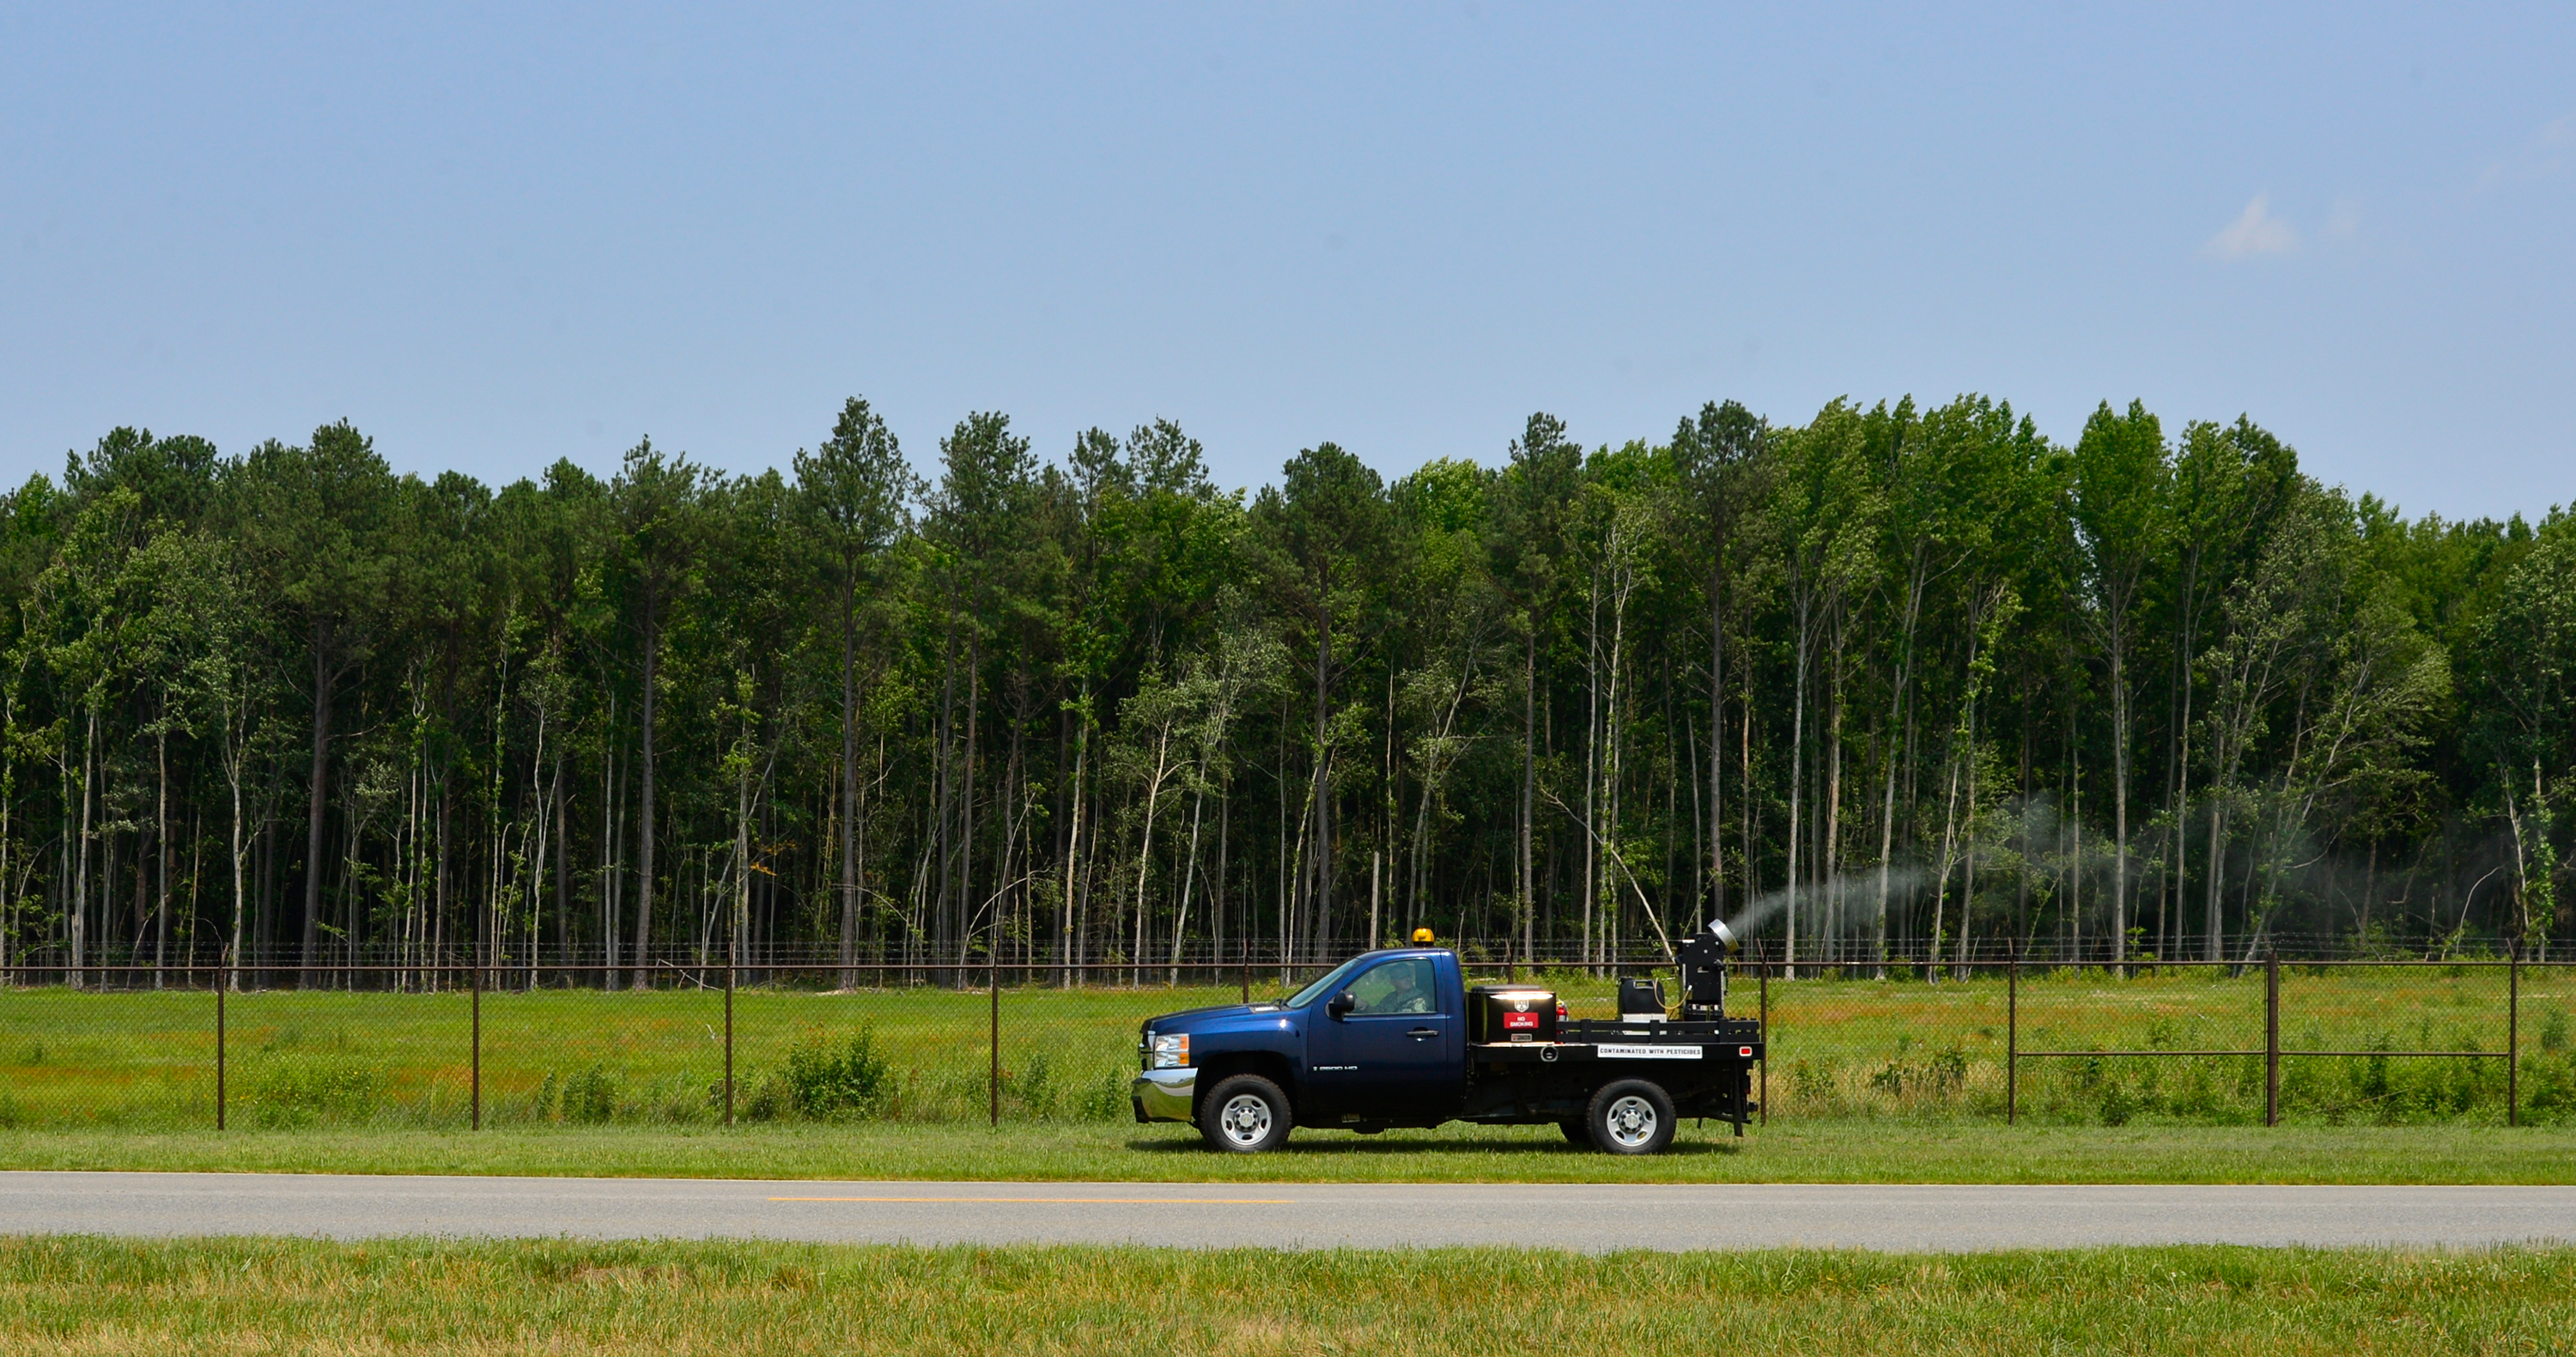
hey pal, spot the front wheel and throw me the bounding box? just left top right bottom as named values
left=1199, top=1074, right=1295, bottom=1153
left=1586, top=1079, right=1677, bottom=1155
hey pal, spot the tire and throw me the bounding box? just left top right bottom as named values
left=1199, top=1074, right=1295, bottom=1153
left=1586, top=1079, right=1676, bottom=1155
left=1558, top=1118, right=1590, bottom=1147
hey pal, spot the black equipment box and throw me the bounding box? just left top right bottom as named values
left=1617, top=976, right=1666, bottom=1019
left=1467, top=984, right=1558, bottom=1044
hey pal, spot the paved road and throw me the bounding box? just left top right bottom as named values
left=7, top=1172, right=2574, bottom=1251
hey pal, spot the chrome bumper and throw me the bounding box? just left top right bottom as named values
left=1130, top=1068, right=1197, bottom=1123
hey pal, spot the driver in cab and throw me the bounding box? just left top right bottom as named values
left=1351, top=958, right=1436, bottom=1015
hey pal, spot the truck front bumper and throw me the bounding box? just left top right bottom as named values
left=1130, top=1068, right=1197, bottom=1123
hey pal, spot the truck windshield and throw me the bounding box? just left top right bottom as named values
left=1285, top=956, right=1370, bottom=1008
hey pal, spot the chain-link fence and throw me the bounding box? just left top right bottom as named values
left=3, top=956, right=2568, bottom=1130
left=1734, top=952, right=2573, bottom=1127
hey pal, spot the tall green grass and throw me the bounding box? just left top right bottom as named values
left=4, top=1234, right=2569, bottom=1354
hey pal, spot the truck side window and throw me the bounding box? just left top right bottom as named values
left=1345, top=958, right=1439, bottom=1015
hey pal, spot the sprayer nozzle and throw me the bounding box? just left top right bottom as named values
left=1710, top=918, right=1738, bottom=952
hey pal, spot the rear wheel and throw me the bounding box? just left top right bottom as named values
left=1586, top=1079, right=1676, bottom=1154
left=1199, top=1074, right=1294, bottom=1153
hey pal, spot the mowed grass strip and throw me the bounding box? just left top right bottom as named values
left=10, top=1121, right=2576, bottom=1184
left=4, top=1234, right=2569, bottom=1354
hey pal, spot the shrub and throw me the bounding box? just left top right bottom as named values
left=561, top=1064, right=620, bottom=1124
left=779, top=1027, right=892, bottom=1120
left=739, top=1073, right=792, bottom=1123
left=246, top=1059, right=386, bottom=1128
left=1076, top=1072, right=1128, bottom=1121
left=2099, top=1083, right=2136, bottom=1126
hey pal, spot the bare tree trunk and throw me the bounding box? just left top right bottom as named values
left=155, top=725, right=169, bottom=984
left=303, top=633, right=333, bottom=980
left=1929, top=752, right=1961, bottom=976
left=1785, top=616, right=1810, bottom=977
left=1583, top=573, right=1601, bottom=968
left=1521, top=631, right=1535, bottom=965
left=602, top=702, right=623, bottom=988
left=1824, top=654, right=1844, bottom=964
left=74, top=705, right=94, bottom=988
left=1060, top=700, right=1086, bottom=986
left=838, top=598, right=860, bottom=967
left=1310, top=619, right=1334, bottom=961
left=224, top=727, right=246, bottom=987
left=933, top=608, right=957, bottom=963
left=552, top=747, right=568, bottom=965
left=2204, top=801, right=2226, bottom=962
left=2109, top=619, right=2131, bottom=972
left=960, top=647, right=980, bottom=965
left=1707, top=569, right=1725, bottom=925
left=633, top=612, right=659, bottom=986
left=1172, top=786, right=1206, bottom=983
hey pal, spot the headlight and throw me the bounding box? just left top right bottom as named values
left=1145, top=1032, right=1190, bottom=1069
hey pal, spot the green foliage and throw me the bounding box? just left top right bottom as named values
left=772, top=1028, right=894, bottom=1122
left=243, top=1059, right=386, bottom=1129
left=0, top=395, right=2567, bottom=995
left=559, top=1065, right=620, bottom=1124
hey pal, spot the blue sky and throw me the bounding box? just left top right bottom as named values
left=3, top=3, right=2569, bottom=519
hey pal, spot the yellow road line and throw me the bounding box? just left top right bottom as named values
left=768, top=1196, right=1293, bottom=1204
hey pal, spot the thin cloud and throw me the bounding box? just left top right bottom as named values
left=2204, top=195, right=2298, bottom=260
left=2476, top=113, right=2574, bottom=191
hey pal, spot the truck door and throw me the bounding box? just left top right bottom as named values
left=1306, top=955, right=1462, bottom=1121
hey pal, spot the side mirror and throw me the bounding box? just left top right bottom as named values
left=1326, top=991, right=1356, bottom=1019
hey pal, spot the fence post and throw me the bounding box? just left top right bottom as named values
left=2263, top=950, right=2279, bottom=1128
left=215, top=960, right=227, bottom=1131
left=1240, top=942, right=1249, bottom=1004
left=2509, top=940, right=2520, bottom=1129
left=723, top=961, right=736, bottom=1128
left=989, top=952, right=1001, bottom=1129
left=1758, top=941, right=1770, bottom=1127
left=2007, top=941, right=2018, bottom=1126
left=470, top=965, right=483, bottom=1132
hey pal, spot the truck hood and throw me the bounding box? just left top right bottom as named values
left=1140, top=1001, right=1288, bottom=1035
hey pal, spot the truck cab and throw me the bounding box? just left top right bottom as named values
left=1133, top=934, right=1760, bottom=1154
left=1132, top=947, right=1468, bottom=1134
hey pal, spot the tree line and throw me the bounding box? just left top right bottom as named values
left=3, top=393, right=2570, bottom=986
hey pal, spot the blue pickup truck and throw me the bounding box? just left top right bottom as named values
left=1132, top=928, right=1762, bottom=1154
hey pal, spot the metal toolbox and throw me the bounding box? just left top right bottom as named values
left=1467, top=984, right=1558, bottom=1044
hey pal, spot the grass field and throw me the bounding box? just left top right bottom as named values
left=8, top=1120, right=2576, bottom=1184
left=4, top=1234, right=2568, bottom=1354
left=8, top=965, right=2573, bottom=1130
